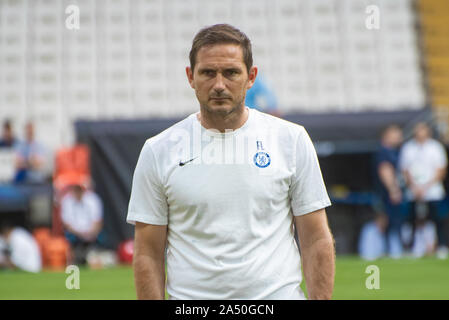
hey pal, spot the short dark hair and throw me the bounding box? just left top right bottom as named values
left=189, top=24, right=253, bottom=73
left=0, top=219, right=14, bottom=235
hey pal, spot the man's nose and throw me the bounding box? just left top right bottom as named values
left=213, top=73, right=226, bottom=92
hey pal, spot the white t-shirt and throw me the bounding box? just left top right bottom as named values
left=8, top=227, right=42, bottom=273
left=399, top=138, right=447, bottom=201
left=127, top=107, right=331, bottom=300
left=61, top=191, right=103, bottom=233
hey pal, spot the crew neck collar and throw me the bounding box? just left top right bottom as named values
left=192, top=107, right=253, bottom=139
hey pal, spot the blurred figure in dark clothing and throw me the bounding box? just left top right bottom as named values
left=374, top=124, right=404, bottom=258
left=0, top=120, right=17, bottom=148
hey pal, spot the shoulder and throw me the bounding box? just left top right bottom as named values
left=10, top=228, right=32, bottom=243
left=143, top=114, right=195, bottom=153
left=429, top=139, right=446, bottom=149
left=401, top=140, right=415, bottom=152
left=84, top=190, right=101, bottom=202
left=61, top=192, right=75, bottom=204
left=251, top=109, right=306, bottom=141
left=376, top=146, right=391, bottom=160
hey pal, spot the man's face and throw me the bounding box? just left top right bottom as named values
left=388, top=128, right=403, bottom=148
left=2, top=126, right=12, bottom=141
left=414, top=123, right=431, bottom=142
left=25, top=123, right=34, bottom=142
left=73, top=185, right=84, bottom=201
left=186, top=44, right=257, bottom=116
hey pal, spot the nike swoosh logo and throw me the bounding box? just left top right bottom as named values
left=179, top=157, right=197, bottom=167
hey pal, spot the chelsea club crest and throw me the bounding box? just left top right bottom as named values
left=254, top=140, right=271, bottom=168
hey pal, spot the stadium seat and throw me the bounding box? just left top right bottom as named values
left=0, top=0, right=427, bottom=148
left=42, top=236, right=71, bottom=270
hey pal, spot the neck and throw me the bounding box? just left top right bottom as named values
left=416, top=138, right=427, bottom=144
left=198, top=105, right=248, bottom=133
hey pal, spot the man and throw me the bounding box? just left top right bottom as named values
left=127, top=24, right=334, bottom=300
left=0, top=120, right=18, bottom=182
left=0, top=120, right=17, bottom=148
left=61, top=184, right=103, bottom=264
left=245, top=74, right=280, bottom=117
left=374, top=125, right=404, bottom=258
left=399, top=122, right=448, bottom=258
left=14, top=121, right=47, bottom=183
left=0, top=221, right=42, bottom=273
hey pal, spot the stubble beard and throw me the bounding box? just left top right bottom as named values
left=200, top=88, right=247, bottom=120
left=201, top=99, right=242, bottom=118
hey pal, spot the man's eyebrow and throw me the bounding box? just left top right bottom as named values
left=198, top=67, right=216, bottom=72
left=225, top=67, right=242, bottom=72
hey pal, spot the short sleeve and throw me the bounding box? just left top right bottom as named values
left=60, top=196, right=71, bottom=225
left=375, top=148, right=390, bottom=168
left=89, top=192, right=103, bottom=222
left=289, top=127, right=331, bottom=216
left=435, top=142, right=448, bottom=168
left=398, top=144, right=410, bottom=171
left=126, top=141, right=169, bottom=225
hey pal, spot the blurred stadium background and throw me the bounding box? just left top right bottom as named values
left=1, top=0, right=449, bottom=299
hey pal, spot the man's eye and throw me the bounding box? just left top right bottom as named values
left=226, top=70, right=238, bottom=76
left=204, top=70, right=215, bottom=76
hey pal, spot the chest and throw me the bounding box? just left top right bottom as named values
left=406, top=144, right=440, bottom=166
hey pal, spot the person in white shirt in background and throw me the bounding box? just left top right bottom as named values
left=0, top=221, right=41, bottom=273
left=61, top=183, right=103, bottom=264
left=399, top=122, right=449, bottom=259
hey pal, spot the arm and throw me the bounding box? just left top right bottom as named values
left=295, top=208, right=335, bottom=300
left=133, top=222, right=167, bottom=300
left=29, top=154, right=45, bottom=170
left=402, top=169, right=423, bottom=200
left=60, top=198, right=81, bottom=237
left=423, top=167, right=446, bottom=190
left=403, top=167, right=446, bottom=200
left=82, top=194, right=104, bottom=241
left=80, top=220, right=103, bottom=242
left=378, top=162, right=401, bottom=203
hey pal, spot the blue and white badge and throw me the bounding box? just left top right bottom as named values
left=254, top=140, right=271, bottom=168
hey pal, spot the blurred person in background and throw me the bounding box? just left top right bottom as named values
left=245, top=74, right=280, bottom=117
left=0, top=120, right=18, bottom=148
left=61, top=183, right=103, bottom=265
left=400, top=122, right=449, bottom=259
left=129, top=24, right=334, bottom=300
left=358, top=214, right=388, bottom=260
left=374, top=125, right=404, bottom=258
left=14, top=121, right=48, bottom=184
left=0, top=220, right=42, bottom=273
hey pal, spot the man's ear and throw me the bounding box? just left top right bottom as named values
left=247, top=66, right=258, bottom=90
left=186, top=66, right=195, bottom=89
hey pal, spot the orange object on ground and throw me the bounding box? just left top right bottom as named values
left=33, top=228, right=52, bottom=266
left=41, top=236, right=71, bottom=270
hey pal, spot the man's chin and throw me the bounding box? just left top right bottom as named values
left=205, top=102, right=235, bottom=114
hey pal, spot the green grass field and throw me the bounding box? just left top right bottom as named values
left=0, top=256, right=448, bottom=300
